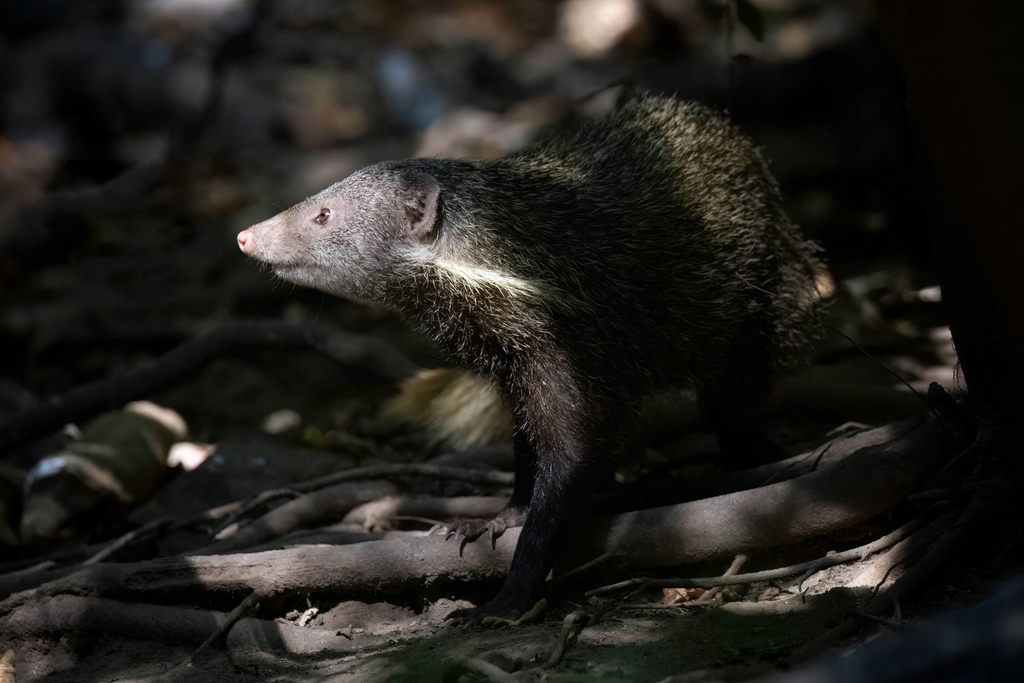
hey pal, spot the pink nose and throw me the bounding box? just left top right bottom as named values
left=237, top=229, right=252, bottom=254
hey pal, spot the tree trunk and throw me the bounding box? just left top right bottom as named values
left=870, top=0, right=1024, bottom=483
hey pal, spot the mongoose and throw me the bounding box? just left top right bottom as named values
left=236, top=96, right=825, bottom=623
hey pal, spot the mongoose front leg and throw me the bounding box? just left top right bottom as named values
left=445, top=458, right=586, bottom=624
left=447, top=368, right=599, bottom=625
left=444, top=430, right=535, bottom=544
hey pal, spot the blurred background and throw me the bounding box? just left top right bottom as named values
left=0, top=0, right=957, bottom=548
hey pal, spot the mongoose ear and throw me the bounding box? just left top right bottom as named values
left=402, top=172, right=441, bottom=240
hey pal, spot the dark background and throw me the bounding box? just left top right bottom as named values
left=0, top=0, right=957, bottom=538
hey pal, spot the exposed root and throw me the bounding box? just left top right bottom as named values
left=540, top=610, right=588, bottom=669
left=593, top=414, right=939, bottom=513
left=288, top=463, right=515, bottom=495
left=849, top=609, right=907, bottom=630
left=83, top=517, right=172, bottom=566
left=181, top=590, right=261, bottom=667
left=568, top=413, right=957, bottom=579
left=192, top=480, right=399, bottom=554
left=691, top=553, right=747, bottom=605
left=788, top=487, right=1007, bottom=662
left=587, top=512, right=935, bottom=597
left=343, top=495, right=509, bottom=531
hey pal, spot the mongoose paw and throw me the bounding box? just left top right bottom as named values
left=437, top=506, right=528, bottom=552
left=445, top=598, right=547, bottom=628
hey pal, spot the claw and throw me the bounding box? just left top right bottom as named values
left=443, top=599, right=546, bottom=628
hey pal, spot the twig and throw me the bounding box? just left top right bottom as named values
left=567, top=412, right=953, bottom=582
left=343, top=495, right=509, bottom=531
left=0, top=321, right=418, bottom=453
left=850, top=609, right=907, bottom=630
left=588, top=513, right=932, bottom=597
left=192, top=480, right=399, bottom=554
left=212, top=489, right=301, bottom=536
left=692, top=554, right=747, bottom=604
left=788, top=491, right=1001, bottom=662
left=1, top=560, right=56, bottom=577
left=987, top=525, right=1024, bottom=574
left=541, top=610, right=588, bottom=670
left=548, top=552, right=617, bottom=592
left=292, top=463, right=515, bottom=494
left=181, top=590, right=261, bottom=668
left=760, top=442, right=833, bottom=487
left=447, top=657, right=519, bottom=683
left=83, top=517, right=171, bottom=566
left=197, top=473, right=512, bottom=557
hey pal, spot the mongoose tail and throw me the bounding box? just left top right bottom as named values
left=379, top=368, right=513, bottom=449
left=237, top=96, right=826, bottom=623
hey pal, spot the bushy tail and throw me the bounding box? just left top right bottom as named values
left=379, top=368, right=512, bottom=449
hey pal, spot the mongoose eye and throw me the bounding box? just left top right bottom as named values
left=314, top=208, right=332, bottom=225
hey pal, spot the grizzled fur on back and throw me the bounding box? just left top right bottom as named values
left=385, top=99, right=821, bottom=404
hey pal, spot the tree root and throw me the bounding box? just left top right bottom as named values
left=691, top=553, right=747, bottom=605
left=192, top=480, right=399, bottom=555
left=587, top=511, right=935, bottom=596
left=787, top=487, right=1006, bottom=662
left=193, top=469, right=513, bottom=554
left=343, top=495, right=510, bottom=531
left=0, top=532, right=521, bottom=615
left=0, top=593, right=388, bottom=656
left=0, top=321, right=419, bottom=453
left=288, top=463, right=515, bottom=495
left=182, top=590, right=261, bottom=667
left=563, top=412, right=957, bottom=577
left=0, top=413, right=959, bottom=618
left=594, top=415, right=931, bottom=513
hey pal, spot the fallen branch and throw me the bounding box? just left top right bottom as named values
left=212, top=489, right=302, bottom=535
left=567, top=413, right=955, bottom=578
left=541, top=610, right=588, bottom=669
left=444, top=657, right=519, bottom=683
left=0, top=321, right=419, bottom=453
left=83, top=517, right=172, bottom=566
left=0, top=532, right=521, bottom=614
left=0, top=594, right=386, bottom=656
left=587, top=512, right=934, bottom=597
left=592, top=415, right=933, bottom=513
left=343, top=495, right=509, bottom=530
left=0, top=415, right=956, bottom=613
left=2, top=594, right=240, bottom=645
left=195, top=475, right=512, bottom=555
left=181, top=590, right=261, bottom=667
left=786, top=495, right=991, bottom=662
left=691, top=553, right=747, bottom=605
left=289, top=463, right=515, bottom=495
left=192, top=480, right=399, bottom=555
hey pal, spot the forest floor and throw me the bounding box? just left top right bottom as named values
left=2, top=2, right=1019, bottom=681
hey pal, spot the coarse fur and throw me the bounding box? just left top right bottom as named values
left=238, top=96, right=825, bottom=622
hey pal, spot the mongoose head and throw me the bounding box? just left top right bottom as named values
left=237, top=161, right=441, bottom=305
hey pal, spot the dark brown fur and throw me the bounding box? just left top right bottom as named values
left=237, top=97, right=825, bottom=621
